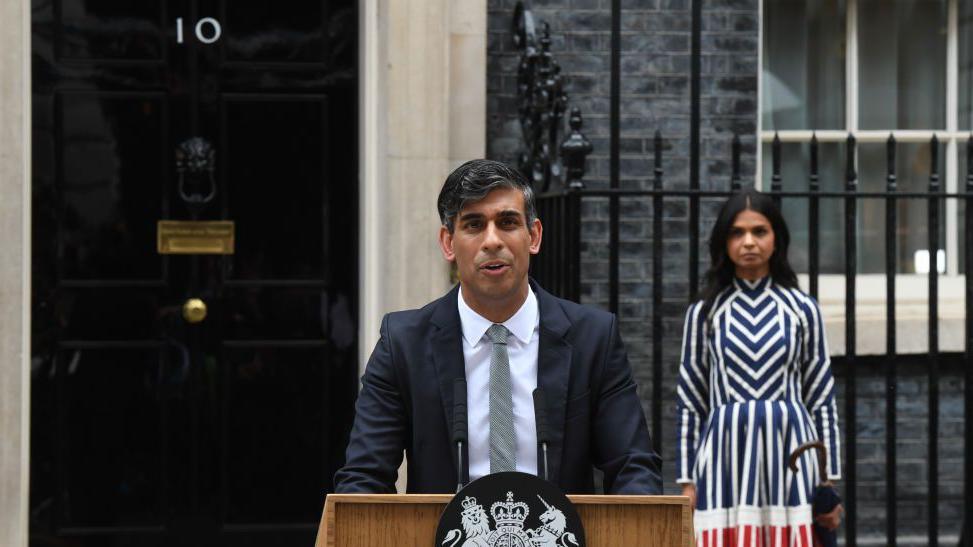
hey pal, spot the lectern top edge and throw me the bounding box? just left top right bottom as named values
left=325, top=494, right=453, bottom=505
left=325, top=493, right=690, bottom=506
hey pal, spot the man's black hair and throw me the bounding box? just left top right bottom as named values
left=437, top=159, right=537, bottom=233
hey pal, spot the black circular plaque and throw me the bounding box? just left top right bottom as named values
left=435, top=471, right=585, bottom=547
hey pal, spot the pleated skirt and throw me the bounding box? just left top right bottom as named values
left=690, top=400, right=823, bottom=547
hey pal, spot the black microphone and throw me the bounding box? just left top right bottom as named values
left=533, top=388, right=550, bottom=481
left=452, top=379, right=468, bottom=492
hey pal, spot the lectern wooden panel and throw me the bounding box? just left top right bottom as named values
left=316, top=494, right=692, bottom=547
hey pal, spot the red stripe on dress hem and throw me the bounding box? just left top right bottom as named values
left=696, top=525, right=815, bottom=547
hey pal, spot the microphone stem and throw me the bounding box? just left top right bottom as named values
left=456, top=441, right=464, bottom=492
left=542, top=443, right=549, bottom=481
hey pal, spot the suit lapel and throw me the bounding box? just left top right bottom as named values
left=430, top=282, right=572, bottom=485
left=429, top=284, right=467, bottom=481
left=532, top=281, right=572, bottom=485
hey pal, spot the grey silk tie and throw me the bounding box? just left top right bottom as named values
left=486, top=323, right=516, bottom=473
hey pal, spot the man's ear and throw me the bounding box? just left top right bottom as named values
left=528, top=218, right=543, bottom=255
left=439, top=225, right=456, bottom=262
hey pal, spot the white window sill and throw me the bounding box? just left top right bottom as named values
left=798, top=274, right=966, bottom=356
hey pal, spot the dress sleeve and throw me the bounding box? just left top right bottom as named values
left=800, top=295, right=842, bottom=480
left=676, top=301, right=709, bottom=484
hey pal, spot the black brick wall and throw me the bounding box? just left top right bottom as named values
left=836, top=358, right=966, bottom=545
left=487, top=0, right=965, bottom=543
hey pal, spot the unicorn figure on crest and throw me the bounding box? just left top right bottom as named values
left=527, top=496, right=579, bottom=547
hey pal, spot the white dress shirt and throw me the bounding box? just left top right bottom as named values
left=458, top=287, right=539, bottom=481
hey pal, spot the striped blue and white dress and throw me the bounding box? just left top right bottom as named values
left=676, top=276, right=841, bottom=547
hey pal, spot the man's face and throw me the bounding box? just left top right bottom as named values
left=438, top=187, right=542, bottom=312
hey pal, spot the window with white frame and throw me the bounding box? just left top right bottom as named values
left=759, top=0, right=973, bottom=276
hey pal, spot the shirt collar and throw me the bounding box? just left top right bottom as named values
left=457, top=286, right=538, bottom=346
left=733, top=275, right=771, bottom=293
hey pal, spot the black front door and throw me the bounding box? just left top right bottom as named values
left=30, top=1, right=358, bottom=545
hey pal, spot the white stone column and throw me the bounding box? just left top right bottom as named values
left=359, top=0, right=487, bottom=493
left=359, top=0, right=487, bottom=368
left=0, top=0, right=31, bottom=545
left=449, top=0, right=487, bottom=169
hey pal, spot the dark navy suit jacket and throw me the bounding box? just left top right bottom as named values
left=334, top=281, right=662, bottom=494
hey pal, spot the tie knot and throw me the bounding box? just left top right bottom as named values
left=486, top=324, right=509, bottom=345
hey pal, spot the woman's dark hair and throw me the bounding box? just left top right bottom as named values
left=699, top=188, right=799, bottom=315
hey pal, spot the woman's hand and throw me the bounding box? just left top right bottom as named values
left=815, top=503, right=843, bottom=530
left=681, top=484, right=697, bottom=511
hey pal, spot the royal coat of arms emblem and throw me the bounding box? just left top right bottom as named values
left=440, top=491, right=580, bottom=547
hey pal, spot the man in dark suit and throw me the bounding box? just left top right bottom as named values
left=335, top=159, right=662, bottom=494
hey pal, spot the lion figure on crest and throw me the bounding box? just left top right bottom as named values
left=442, top=497, right=491, bottom=547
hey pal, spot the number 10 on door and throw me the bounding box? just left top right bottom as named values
left=176, top=17, right=223, bottom=44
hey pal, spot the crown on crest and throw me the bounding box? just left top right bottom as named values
left=490, top=492, right=529, bottom=528
left=461, top=496, right=480, bottom=516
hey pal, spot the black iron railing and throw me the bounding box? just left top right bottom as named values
left=509, top=1, right=970, bottom=544
left=532, top=131, right=973, bottom=545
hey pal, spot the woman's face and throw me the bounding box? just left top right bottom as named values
left=726, top=209, right=775, bottom=279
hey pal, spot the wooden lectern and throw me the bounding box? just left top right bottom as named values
left=316, top=494, right=692, bottom=546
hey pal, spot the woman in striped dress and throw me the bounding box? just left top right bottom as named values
left=676, top=189, right=842, bottom=547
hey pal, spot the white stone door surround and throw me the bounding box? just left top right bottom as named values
left=359, top=0, right=487, bottom=493
left=0, top=0, right=31, bottom=547
left=0, top=0, right=31, bottom=544
left=359, top=0, right=486, bottom=369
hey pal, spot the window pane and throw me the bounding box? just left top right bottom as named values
left=859, top=0, right=947, bottom=130
left=859, top=142, right=946, bottom=273
left=766, top=140, right=946, bottom=274
left=762, top=0, right=846, bottom=130
left=959, top=1, right=973, bottom=129
left=762, top=141, right=847, bottom=273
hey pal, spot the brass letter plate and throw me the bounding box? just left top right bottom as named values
left=157, top=220, right=235, bottom=255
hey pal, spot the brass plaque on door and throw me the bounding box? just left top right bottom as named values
left=157, top=221, right=235, bottom=254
